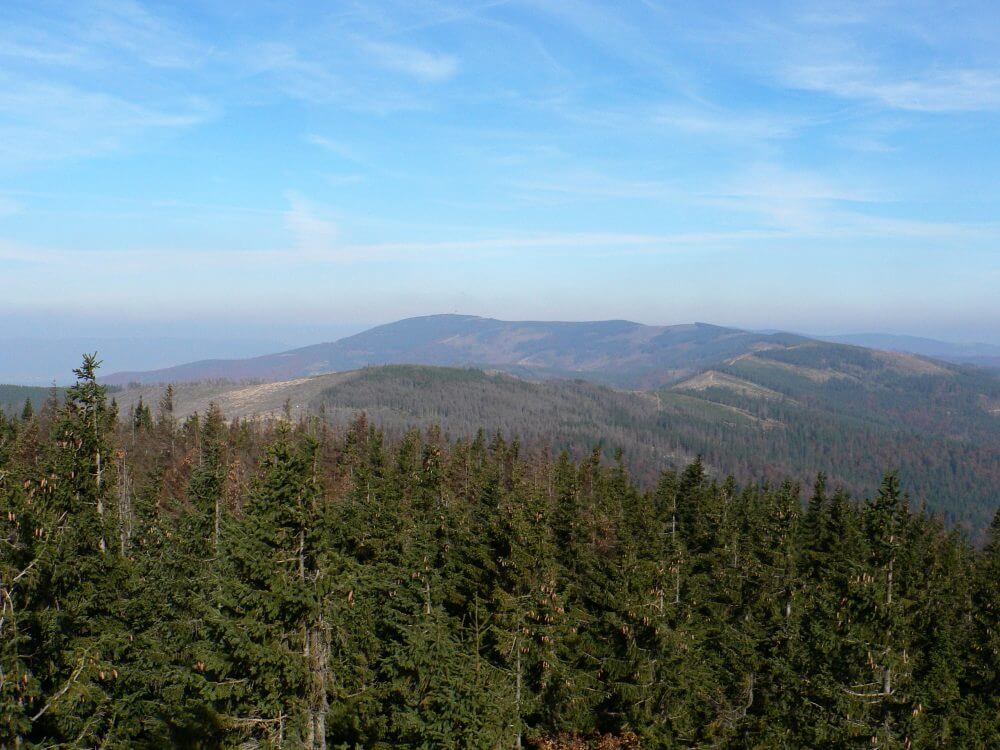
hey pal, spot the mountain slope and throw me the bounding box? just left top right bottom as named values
left=0, top=384, right=64, bottom=415
left=819, top=332, right=1000, bottom=370
left=0, top=336, right=294, bottom=385
left=104, top=314, right=809, bottom=387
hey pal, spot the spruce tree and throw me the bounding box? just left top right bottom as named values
left=843, top=472, right=914, bottom=748
left=212, top=429, right=345, bottom=749
left=0, top=421, right=44, bottom=741
left=485, top=471, right=567, bottom=747
left=9, top=354, right=142, bottom=745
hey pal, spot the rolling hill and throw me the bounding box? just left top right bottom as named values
left=103, top=315, right=810, bottom=388
left=819, top=332, right=1000, bottom=370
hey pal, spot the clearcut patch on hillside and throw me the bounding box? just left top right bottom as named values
left=728, top=352, right=855, bottom=383
left=672, top=370, right=787, bottom=400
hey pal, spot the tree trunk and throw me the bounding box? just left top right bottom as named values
left=118, top=454, right=133, bottom=556
left=301, top=620, right=329, bottom=749
left=314, top=623, right=328, bottom=750
left=887, top=555, right=894, bottom=606
left=515, top=642, right=523, bottom=750
left=95, top=410, right=106, bottom=553
left=672, top=499, right=680, bottom=604
left=214, top=492, right=221, bottom=556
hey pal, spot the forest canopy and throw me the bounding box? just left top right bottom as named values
left=2, top=357, right=999, bottom=748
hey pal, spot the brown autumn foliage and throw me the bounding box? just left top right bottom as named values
left=528, top=731, right=642, bottom=749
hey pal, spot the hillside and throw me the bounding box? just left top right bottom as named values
left=820, top=332, right=1000, bottom=369
left=104, top=315, right=809, bottom=387
left=115, top=360, right=1000, bottom=535
left=115, top=367, right=690, bottom=471
left=0, top=384, right=64, bottom=415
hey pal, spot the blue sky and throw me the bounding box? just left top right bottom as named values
left=1, top=0, right=999, bottom=344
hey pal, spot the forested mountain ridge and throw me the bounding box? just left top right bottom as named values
left=663, top=346, right=1000, bottom=534
left=820, top=332, right=1000, bottom=370
left=0, top=384, right=66, bottom=417
left=102, top=314, right=996, bottom=421
left=3, top=356, right=1000, bottom=748
left=113, top=359, right=1000, bottom=535
left=103, top=314, right=814, bottom=387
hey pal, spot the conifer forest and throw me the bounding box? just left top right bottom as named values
left=2, top=356, right=999, bottom=749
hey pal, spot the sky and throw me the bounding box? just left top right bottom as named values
left=1, top=0, right=999, bottom=347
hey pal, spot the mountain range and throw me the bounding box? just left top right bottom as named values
left=104, top=315, right=819, bottom=387
left=103, top=315, right=1000, bottom=388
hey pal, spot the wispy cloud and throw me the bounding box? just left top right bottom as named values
left=707, top=163, right=884, bottom=232
left=0, top=0, right=209, bottom=70
left=720, top=163, right=878, bottom=204
left=304, top=134, right=364, bottom=163
left=283, top=194, right=342, bottom=260
left=334, top=230, right=786, bottom=257
left=511, top=171, right=684, bottom=204
left=325, top=173, right=365, bottom=187
left=0, top=1, right=214, bottom=165
left=238, top=40, right=433, bottom=112
left=525, top=0, right=680, bottom=77
left=652, top=105, right=809, bottom=141
left=0, top=75, right=212, bottom=162
left=698, top=161, right=1000, bottom=245
left=80, top=0, right=210, bottom=69
left=362, top=40, right=458, bottom=83
left=0, top=36, right=89, bottom=66
left=0, top=229, right=778, bottom=270
left=832, top=129, right=899, bottom=154
left=241, top=42, right=348, bottom=103
left=697, top=2, right=1000, bottom=115
left=7, top=211, right=997, bottom=276
left=785, top=63, right=1000, bottom=113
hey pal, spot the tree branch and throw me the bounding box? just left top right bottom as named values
left=31, top=655, right=89, bottom=722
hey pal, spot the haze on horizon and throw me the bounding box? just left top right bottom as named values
left=2, top=0, right=998, bottom=345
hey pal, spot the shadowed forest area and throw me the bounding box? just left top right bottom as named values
left=2, top=358, right=999, bottom=748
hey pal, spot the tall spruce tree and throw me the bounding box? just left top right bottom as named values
left=841, top=472, right=915, bottom=748
left=212, top=428, right=344, bottom=749
left=6, top=354, right=143, bottom=746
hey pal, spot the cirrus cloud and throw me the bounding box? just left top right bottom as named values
left=363, top=40, right=458, bottom=83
